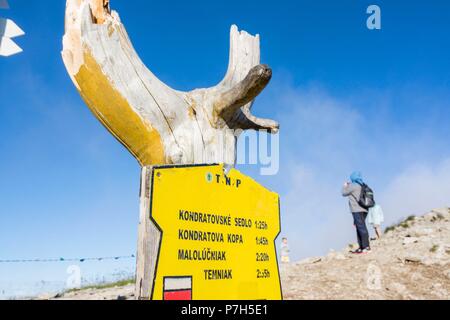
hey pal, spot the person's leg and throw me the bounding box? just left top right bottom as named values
left=352, top=213, right=363, bottom=249
left=374, top=225, right=382, bottom=239
left=370, top=224, right=377, bottom=241
left=354, top=212, right=370, bottom=249
left=360, top=212, right=370, bottom=249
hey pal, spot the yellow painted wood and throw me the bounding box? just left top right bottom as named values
left=74, top=51, right=165, bottom=166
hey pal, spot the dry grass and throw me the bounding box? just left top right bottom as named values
left=385, top=215, right=416, bottom=234
left=66, top=278, right=134, bottom=294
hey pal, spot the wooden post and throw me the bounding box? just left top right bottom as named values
left=135, top=166, right=161, bottom=300
left=61, top=0, right=281, bottom=300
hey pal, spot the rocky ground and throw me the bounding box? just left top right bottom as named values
left=281, top=207, right=450, bottom=300
left=42, top=284, right=135, bottom=300
left=37, top=208, right=449, bottom=300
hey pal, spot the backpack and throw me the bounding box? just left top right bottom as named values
left=358, top=183, right=376, bottom=209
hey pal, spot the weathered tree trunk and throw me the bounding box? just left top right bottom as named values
left=62, top=0, right=278, bottom=167
left=135, top=166, right=160, bottom=299
left=61, top=0, right=279, bottom=300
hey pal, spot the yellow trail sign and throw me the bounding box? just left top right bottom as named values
left=148, top=164, right=282, bottom=300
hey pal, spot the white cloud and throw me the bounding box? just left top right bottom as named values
left=379, top=159, right=450, bottom=224
left=269, top=81, right=450, bottom=260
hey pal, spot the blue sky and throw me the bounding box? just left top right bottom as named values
left=1, top=0, right=450, bottom=297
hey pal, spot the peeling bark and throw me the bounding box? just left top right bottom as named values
left=89, top=0, right=110, bottom=24
left=62, top=0, right=279, bottom=167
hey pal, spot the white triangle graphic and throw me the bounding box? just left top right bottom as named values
left=0, top=2, right=25, bottom=57
left=0, top=18, right=24, bottom=38
left=0, top=36, right=22, bottom=56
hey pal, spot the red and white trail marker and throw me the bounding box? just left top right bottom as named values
left=163, top=277, right=193, bottom=301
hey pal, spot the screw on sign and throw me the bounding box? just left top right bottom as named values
left=0, top=0, right=25, bottom=57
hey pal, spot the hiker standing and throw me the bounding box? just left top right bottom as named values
left=342, top=171, right=374, bottom=254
